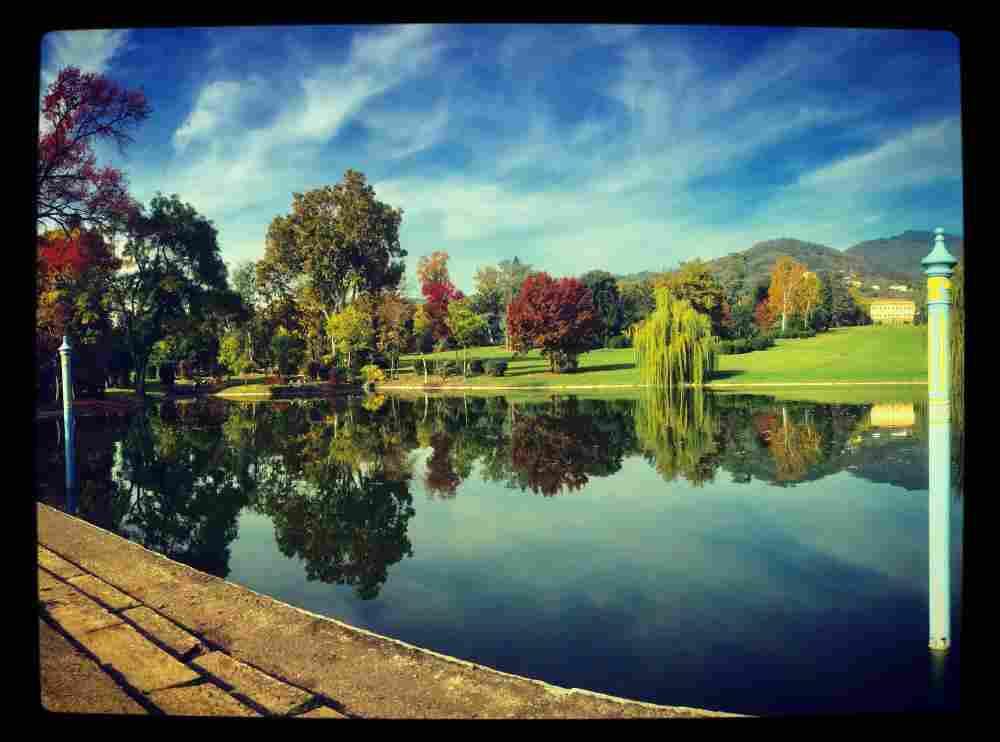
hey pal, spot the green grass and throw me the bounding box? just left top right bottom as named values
left=386, top=325, right=928, bottom=390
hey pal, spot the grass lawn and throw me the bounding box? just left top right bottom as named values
left=385, top=325, right=928, bottom=390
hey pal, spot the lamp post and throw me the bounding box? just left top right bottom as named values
left=921, top=228, right=957, bottom=652
left=58, top=336, right=77, bottom=515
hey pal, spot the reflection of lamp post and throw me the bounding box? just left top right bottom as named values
left=58, top=336, right=77, bottom=515
left=922, top=228, right=957, bottom=652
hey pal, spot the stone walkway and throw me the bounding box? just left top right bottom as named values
left=38, top=545, right=346, bottom=718
left=38, top=503, right=742, bottom=718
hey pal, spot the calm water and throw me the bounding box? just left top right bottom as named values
left=35, top=390, right=962, bottom=715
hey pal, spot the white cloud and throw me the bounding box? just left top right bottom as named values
left=41, top=29, right=130, bottom=90
left=797, top=116, right=962, bottom=193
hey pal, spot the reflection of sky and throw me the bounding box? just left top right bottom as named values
left=226, top=450, right=963, bottom=715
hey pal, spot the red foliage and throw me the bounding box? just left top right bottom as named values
left=37, top=229, right=118, bottom=278
left=753, top=298, right=776, bottom=331
left=37, top=67, right=149, bottom=233
left=506, top=273, right=601, bottom=369
left=421, top=280, right=464, bottom=341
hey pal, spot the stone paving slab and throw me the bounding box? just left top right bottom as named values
left=193, top=651, right=314, bottom=715
left=68, top=573, right=141, bottom=612
left=38, top=546, right=85, bottom=580
left=147, top=683, right=260, bottom=717
left=38, top=503, right=743, bottom=718
left=44, top=583, right=125, bottom=636
left=123, top=606, right=203, bottom=658
left=74, top=623, right=201, bottom=694
left=39, top=619, right=148, bottom=716
left=294, top=705, right=348, bottom=719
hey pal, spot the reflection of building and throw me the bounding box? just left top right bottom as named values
left=869, top=298, right=916, bottom=324
left=869, top=403, right=916, bottom=428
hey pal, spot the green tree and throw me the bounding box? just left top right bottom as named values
left=376, top=291, right=414, bottom=379
left=106, top=194, right=229, bottom=397
left=257, top=170, right=406, bottom=355
left=327, top=302, right=375, bottom=370
left=619, top=278, right=656, bottom=334
left=270, top=328, right=306, bottom=376
left=445, top=298, right=488, bottom=376
left=580, top=270, right=624, bottom=346
left=632, top=287, right=717, bottom=387
left=657, top=260, right=727, bottom=335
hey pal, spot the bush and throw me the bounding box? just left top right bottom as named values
left=555, top=354, right=579, bottom=373
left=305, top=360, right=323, bottom=380
left=607, top=335, right=632, bottom=349
left=439, top=361, right=459, bottom=378
left=749, top=335, right=775, bottom=352
left=158, top=362, right=176, bottom=387
left=468, top=359, right=484, bottom=375
left=485, top=360, right=508, bottom=377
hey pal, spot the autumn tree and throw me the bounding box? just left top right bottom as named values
left=36, top=227, right=121, bottom=399
left=417, top=251, right=464, bottom=345
left=470, top=265, right=505, bottom=344
left=506, top=273, right=602, bottom=373
left=106, top=193, right=229, bottom=397
left=766, top=256, right=808, bottom=333
left=257, top=170, right=406, bottom=356
left=376, top=291, right=415, bottom=379
left=37, top=67, right=150, bottom=236
left=798, top=272, right=823, bottom=329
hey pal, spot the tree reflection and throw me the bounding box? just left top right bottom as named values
left=509, top=397, right=617, bottom=496
left=634, top=388, right=721, bottom=486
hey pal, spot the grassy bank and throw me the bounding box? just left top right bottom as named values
left=384, top=325, right=927, bottom=390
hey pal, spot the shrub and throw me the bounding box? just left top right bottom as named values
left=440, top=361, right=459, bottom=378
left=468, top=359, right=484, bottom=375
left=607, top=335, right=632, bottom=349
left=360, top=364, right=386, bottom=384
left=327, top=366, right=348, bottom=385
left=305, top=360, right=323, bottom=380
left=555, top=354, right=579, bottom=373
left=158, top=362, right=176, bottom=387
left=485, top=360, right=508, bottom=377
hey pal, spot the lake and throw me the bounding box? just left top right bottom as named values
left=35, top=390, right=962, bottom=715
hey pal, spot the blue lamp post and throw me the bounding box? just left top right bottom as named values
left=58, top=336, right=77, bottom=515
left=921, top=228, right=957, bottom=652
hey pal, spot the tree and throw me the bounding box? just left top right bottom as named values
left=270, top=328, right=306, bottom=376
left=327, top=302, right=374, bottom=370
left=656, top=260, right=727, bottom=335
left=257, top=170, right=406, bottom=356
left=37, top=227, right=121, bottom=399
left=418, top=252, right=464, bottom=345
left=725, top=299, right=757, bottom=339
left=580, top=270, right=624, bottom=346
left=231, top=260, right=263, bottom=365
left=416, top=251, right=452, bottom=287
left=767, top=256, right=808, bottom=333
left=445, top=299, right=488, bottom=376
left=506, top=273, right=602, bottom=373
left=37, top=67, right=150, bottom=236
left=619, top=278, right=656, bottom=334
left=798, top=272, right=823, bottom=329
left=376, top=291, right=414, bottom=379
left=633, top=287, right=717, bottom=387
left=471, top=265, right=505, bottom=345
left=497, top=257, right=533, bottom=350
left=106, top=194, right=228, bottom=397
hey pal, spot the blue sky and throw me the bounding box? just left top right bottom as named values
left=39, top=24, right=963, bottom=295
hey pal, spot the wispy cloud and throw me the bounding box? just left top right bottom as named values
left=797, top=116, right=962, bottom=193
left=41, top=29, right=131, bottom=90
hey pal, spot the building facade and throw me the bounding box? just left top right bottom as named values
left=869, top=298, right=916, bottom=324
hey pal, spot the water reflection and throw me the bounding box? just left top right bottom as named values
left=37, top=390, right=951, bottom=589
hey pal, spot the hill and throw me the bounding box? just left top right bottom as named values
left=845, top=230, right=964, bottom=280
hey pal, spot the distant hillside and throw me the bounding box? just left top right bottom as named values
left=613, top=232, right=961, bottom=295
left=845, top=230, right=964, bottom=281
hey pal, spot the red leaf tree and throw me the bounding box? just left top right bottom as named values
left=37, top=67, right=150, bottom=235
left=506, top=273, right=603, bottom=372
left=421, top=279, right=464, bottom=344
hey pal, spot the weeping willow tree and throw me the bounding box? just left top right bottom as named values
left=634, top=387, right=719, bottom=485
left=632, top=287, right=718, bottom=387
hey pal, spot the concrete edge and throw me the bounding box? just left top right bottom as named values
left=37, top=504, right=746, bottom=718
